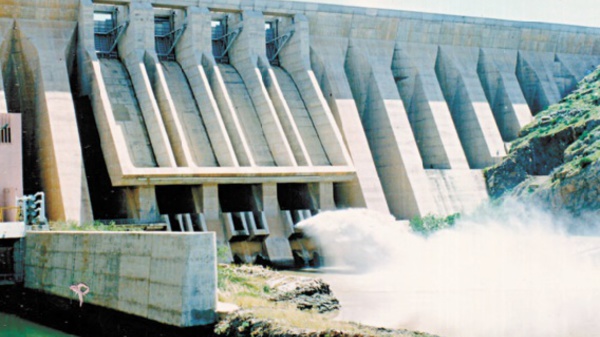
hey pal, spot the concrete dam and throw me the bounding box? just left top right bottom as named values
left=1, top=0, right=600, bottom=266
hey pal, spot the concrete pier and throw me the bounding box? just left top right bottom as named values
left=24, top=231, right=217, bottom=327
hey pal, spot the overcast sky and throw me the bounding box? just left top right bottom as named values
left=289, top=0, right=600, bottom=28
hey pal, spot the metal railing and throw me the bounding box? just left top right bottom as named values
left=212, top=27, right=242, bottom=63
left=266, top=30, right=294, bottom=65
left=155, top=24, right=186, bottom=61
left=95, top=22, right=129, bottom=58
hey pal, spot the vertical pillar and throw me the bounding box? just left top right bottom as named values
left=478, top=48, right=533, bottom=141
left=393, top=43, right=469, bottom=169
left=125, top=186, right=159, bottom=221
left=262, top=183, right=293, bottom=267
left=516, top=51, right=562, bottom=114
left=311, top=182, right=335, bottom=211
left=175, top=7, right=238, bottom=167
left=192, top=185, right=225, bottom=242
left=117, top=2, right=176, bottom=167
left=435, top=46, right=506, bottom=168
left=345, top=37, right=438, bottom=218
left=310, top=36, right=390, bottom=214
left=15, top=20, right=93, bottom=222
left=227, top=11, right=297, bottom=167
left=278, top=14, right=351, bottom=167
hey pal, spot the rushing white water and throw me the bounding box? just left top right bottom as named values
left=297, top=203, right=600, bottom=337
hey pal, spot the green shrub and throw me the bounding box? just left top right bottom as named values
left=409, top=213, right=460, bottom=236
left=50, top=220, right=126, bottom=231
left=579, top=156, right=593, bottom=168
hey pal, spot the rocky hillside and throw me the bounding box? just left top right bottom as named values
left=485, top=66, right=600, bottom=215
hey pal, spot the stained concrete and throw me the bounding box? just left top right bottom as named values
left=24, top=231, right=217, bottom=327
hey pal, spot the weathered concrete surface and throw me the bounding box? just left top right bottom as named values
left=3, top=0, right=600, bottom=228
left=24, top=232, right=217, bottom=327
left=12, top=17, right=93, bottom=222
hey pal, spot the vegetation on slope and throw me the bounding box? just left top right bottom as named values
left=485, top=66, right=600, bottom=214
left=409, top=213, right=461, bottom=236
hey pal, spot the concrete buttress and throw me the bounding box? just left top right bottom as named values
left=15, top=18, right=93, bottom=222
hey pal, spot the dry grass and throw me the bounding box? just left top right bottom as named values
left=217, top=265, right=365, bottom=334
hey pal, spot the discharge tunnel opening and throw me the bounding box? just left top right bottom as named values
left=219, top=184, right=262, bottom=212
left=219, top=184, right=263, bottom=232
left=155, top=186, right=196, bottom=231
left=278, top=183, right=316, bottom=214
left=279, top=184, right=321, bottom=268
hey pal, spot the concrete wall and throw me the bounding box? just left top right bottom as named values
left=24, top=231, right=217, bottom=327
left=3, top=0, right=600, bottom=225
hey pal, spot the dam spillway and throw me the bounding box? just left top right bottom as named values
left=1, top=0, right=600, bottom=266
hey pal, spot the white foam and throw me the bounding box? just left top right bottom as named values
left=297, top=203, right=600, bottom=337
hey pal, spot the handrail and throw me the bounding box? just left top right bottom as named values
left=266, top=30, right=293, bottom=45
left=156, top=23, right=187, bottom=57
left=95, top=24, right=125, bottom=36
left=211, top=27, right=242, bottom=42
left=155, top=23, right=186, bottom=39
left=267, top=30, right=294, bottom=62
left=95, top=22, right=129, bottom=57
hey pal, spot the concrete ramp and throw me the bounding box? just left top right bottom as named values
left=99, top=59, right=157, bottom=168
left=217, top=64, right=275, bottom=166
left=271, top=67, right=330, bottom=166
left=160, top=61, right=218, bottom=167
left=426, top=169, right=489, bottom=215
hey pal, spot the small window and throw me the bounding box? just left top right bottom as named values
left=0, top=124, right=11, bottom=144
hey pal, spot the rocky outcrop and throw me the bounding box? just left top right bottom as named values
left=226, top=264, right=340, bottom=313
left=485, top=66, right=600, bottom=214
left=267, top=276, right=340, bottom=313
left=214, top=311, right=437, bottom=337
